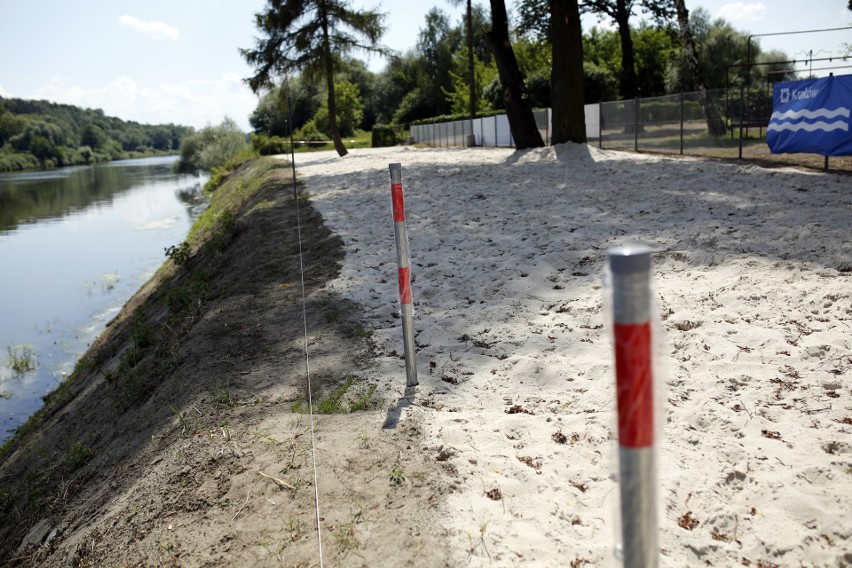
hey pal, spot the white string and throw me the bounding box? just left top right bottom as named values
left=288, top=96, right=324, bottom=568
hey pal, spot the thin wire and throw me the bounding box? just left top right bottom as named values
left=288, top=94, right=324, bottom=568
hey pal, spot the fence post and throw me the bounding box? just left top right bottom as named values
left=599, top=103, right=604, bottom=149
left=388, top=163, right=418, bottom=388
left=609, top=244, right=657, bottom=568
left=547, top=108, right=551, bottom=146
left=679, top=92, right=685, bottom=155
left=634, top=98, right=640, bottom=152
left=738, top=84, right=745, bottom=160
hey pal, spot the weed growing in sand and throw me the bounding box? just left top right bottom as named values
left=333, top=522, right=360, bottom=553
left=131, top=315, right=156, bottom=349
left=65, top=443, right=94, bottom=471
left=356, top=432, right=370, bottom=449
left=166, top=277, right=209, bottom=314
left=285, top=517, right=303, bottom=533
left=347, top=324, right=373, bottom=339
left=211, top=381, right=233, bottom=406
left=207, top=209, right=239, bottom=255
left=170, top=404, right=189, bottom=436
left=292, top=377, right=383, bottom=414
left=254, top=432, right=280, bottom=446
left=389, top=468, right=406, bottom=486
left=318, top=376, right=355, bottom=414
left=6, top=345, right=36, bottom=374
left=467, top=522, right=491, bottom=558
left=349, top=383, right=383, bottom=412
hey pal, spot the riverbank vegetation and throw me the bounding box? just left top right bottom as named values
left=0, top=97, right=193, bottom=171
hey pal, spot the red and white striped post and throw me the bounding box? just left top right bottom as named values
left=609, top=245, right=657, bottom=568
left=389, top=163, right=418, bottom=388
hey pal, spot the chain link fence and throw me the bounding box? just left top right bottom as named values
left=409, top=88, right=851, bottom=171
left=599, top=87, right=775, bottom=157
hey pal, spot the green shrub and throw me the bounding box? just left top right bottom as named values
left=165, top=241, right=191, bottom=266
left=251, top=134, right=289, bottom=156
left=204, top=166, right=229, bottom=192
left=294, top=120, right=330, bottom=146
left=175, top=117, right=248, bottom=174
left=371, top=124, right=404, bottom=147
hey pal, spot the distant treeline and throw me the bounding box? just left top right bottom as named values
left=0, top=97, right=194, bottom=171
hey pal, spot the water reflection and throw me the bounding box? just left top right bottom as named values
left=0, top=156, right=207, bottom=441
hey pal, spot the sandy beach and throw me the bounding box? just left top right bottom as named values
left=294, top=144, right=851, bottom=567
left=1, top=144, right=849, bottom=567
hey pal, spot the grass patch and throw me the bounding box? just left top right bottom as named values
left=65, top=443, right=94, bottom=471
left=349, top=383, right=383, bottom=412
left=317, top=376, right=355, bottom=414
left=292, top=376, right=384, bottom=415
left=347, top=324, right=373, bottom=339
left=211, top=381, right=233, bottom=406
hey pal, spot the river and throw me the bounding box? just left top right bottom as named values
left=0, top=156, right=207, bottom=443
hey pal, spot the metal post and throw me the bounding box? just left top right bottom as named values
left=634, top=98, right=640, bottom=152
left=679, top=92, right=684, bottom=155
left=609, top=245, right=657, bottom=568
left=738, top=85, right=745, bottom=160
left=599, top=103, right=604, bottom=149
left=388, top=163, right=418, bottom=388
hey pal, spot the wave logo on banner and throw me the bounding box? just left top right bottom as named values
left=767, top=74, right=852, bottom=156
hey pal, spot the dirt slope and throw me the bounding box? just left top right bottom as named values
left=0, top=157, right=450, bottom=567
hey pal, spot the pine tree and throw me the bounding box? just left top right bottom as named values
left=241, top=0, right=388, bottom=157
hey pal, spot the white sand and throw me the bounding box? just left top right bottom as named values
left=294, top=144, right=851, bottom=567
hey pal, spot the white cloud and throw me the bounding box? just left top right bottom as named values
left=716, top=2, right=767, bottom=22
left=33, top=75, right=258, bottom=131
left=0, top=84, right=9, bottom=97
left=119, top=15, right=179, bottom=40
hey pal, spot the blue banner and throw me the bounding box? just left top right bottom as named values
left=767, top=74, right=852, bottom=156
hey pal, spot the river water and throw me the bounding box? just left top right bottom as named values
left=0, top=156, right=207, bottom=442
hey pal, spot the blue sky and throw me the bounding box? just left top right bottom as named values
left=0, top=1, right=849, bottom=131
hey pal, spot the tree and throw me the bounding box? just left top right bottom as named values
left=672, top=0, right=725, bottom=136
left=517, top=0, right=552, bottom=41
left=443, top=45, right=498, bottom=114
left=485, top=0, right=544, bottom=149
left=417, top=9, right=462, bottom=118
left=250, top=78, right=321, bottom=136
left=311, top=80, right=364, bottom=137
left=176, top=118, right=247, bottom=174
left=241, top=0, right=388, bottom=157
left=757, top=50, right=797, bottom=84
left=583, top=0, right=673, bottom=99
left=550, top=0, right=587, bottom=144
left=448, top=0, right=477, bottom=128
left=664, top=8, right=759, bottom=91
left=81, top=124, right=108, bottom=151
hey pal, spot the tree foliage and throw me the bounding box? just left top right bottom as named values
left=241, top=1, right=797, bottom=149
left=241, top=0, right=389, bottom=156
left=310, top=80, right=364, bottom=137
left=0, top=97, right=192, bottom=172
left=175, top=118, right=248, bottom=174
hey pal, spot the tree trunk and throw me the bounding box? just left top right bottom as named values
left=486, top=0, right=544, bottom=149
left=320, top=4, right=347, bottom=157
left=674, top=0, right=726, bottom=136
left=615, top=0, right=638, bottom=101
left=467, top=0, right=476, bottom=124
left=550, top=0, right=587, bottom=144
